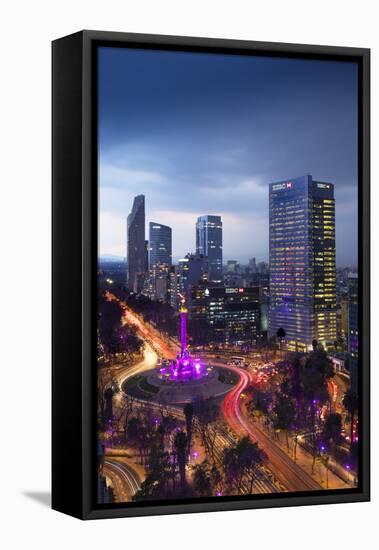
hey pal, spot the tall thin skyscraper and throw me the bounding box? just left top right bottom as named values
left=269, top=175, right=337, bottom=351
left=127, top=195, right=146, bottom=292
left=149, top=222, right=172, bottom=268
left=196, top=215, right=223, bottom=283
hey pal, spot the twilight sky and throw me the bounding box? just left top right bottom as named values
left=98, top=46, right=358, bottom=267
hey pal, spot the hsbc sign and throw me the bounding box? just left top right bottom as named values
left=272, top=181, right=292, bottom=191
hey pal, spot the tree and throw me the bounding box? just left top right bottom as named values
left=322, top=412, right=343, bottom=453
left=98, top=297, right=123, bottom=354
left=121, top=395, right=135, bottom=443
left=272, top=393, right=296, bottom=451
left=303, top=348, right=334, bottom=433
left=304, top=349, right=334, bottom=470
left=223, top=437, right=267, bottom=494
left=223, top=443, right=243, bottom=493
left=193, top=397, right=219, bottom=460
left=160, top=414, right=178, bottom=449
left=127, top=416, right=147, bottom=463
left=276, top=327, right=286, bottom=350
left=133, top=446, right=171, bottom=501
left=103, top=387, right=114, bottom=424
left=174, top=430, right=188, bottom=491
left=281, top=354, right=304, bottom=413
left=192, top=461, right=212, bottom=497
left=126, top=416, right=141, bottom=442
left=269, top=335, right=278, bottom=356
left=247, top=390, right=271, bottom=424
left=183, top=402, right=194, bottom=454
left=244, top=443, right=268, bottom=494
left=320, top=412, right=342, bottom=487
left=342, top=389, right=358, bottom=451
left=98, top=292, right=143, bottom=356
left=126, top=292, right=177, bottom=337
left=119, top=328, right=143, bottom=355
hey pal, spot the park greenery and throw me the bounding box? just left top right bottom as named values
left=245, top=346, right=358, bottom=472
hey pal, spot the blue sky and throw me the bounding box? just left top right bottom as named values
left=98, top=46, right=358, bottom=266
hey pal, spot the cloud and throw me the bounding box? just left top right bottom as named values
left=99, top=162, right=166, bottom=190
left=99, top=210, right=126, bottom=258
left=98, top=49, right=358, bottom=266
left=219, top=211, right=268, bottom=263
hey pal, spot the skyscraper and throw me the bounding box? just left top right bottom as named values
left=149, top=264, right=170, bottom=302
left=269, top=175, right=337, bottom=351
left=196, top=215, right=223, bottom=283
left=127, top=195, right=146, bottom=293
left=189, top=285, right=261, bottom=346
left=177, top=254, right=209, bottom=294
left=248, top=257, right=257, bottom=273
left=148, top=222, right=172, bottom=268
left=348, top=273, right=358, bottom=392
left=168, top=266, right=182, bottom=310
left=226, top=260, right=238, bottom=273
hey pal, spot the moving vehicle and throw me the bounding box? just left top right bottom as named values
left=228, top=356, right=246, bottom=367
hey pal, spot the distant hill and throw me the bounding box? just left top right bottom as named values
left=99, top=255, right=125, bottom=263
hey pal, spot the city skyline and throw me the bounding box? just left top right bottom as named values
left=96, top=47, right=360, bottom=506
left=102, top=189, right=356, bottom=270
left=99, top=47, right=358, bottom=266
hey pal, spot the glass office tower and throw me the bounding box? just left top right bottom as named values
left=127, top=195, right=146, bottom=293
left=196, top=215, right=223, bottom=283
left=149, top=222, right=172, bottom=268
left=269, top=175, right=337, bottom=351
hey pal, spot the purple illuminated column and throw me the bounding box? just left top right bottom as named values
left=180, top=301, right=187, bottom=354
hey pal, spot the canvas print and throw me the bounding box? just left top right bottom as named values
left=96, top=46, right=359, bottom=505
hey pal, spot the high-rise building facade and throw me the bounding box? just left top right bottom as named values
left=226, top=260, right=238, bottom=273
left=148, top=222, right=172, bottom=269
left=189, top=285, right=261, bottom=346
left=127, top=195, right=146, bottom=293
left=168, top=266, right=182, bottom=310
left=222, top=287, right=261, bottom=345
left=196, top=215, right=223, bottom=283
left=143, top=222, right=172, bottom=302
left=269, top=175, right=337, bottom=351
left=150, top=264, right=170, bottom=302
left=338, top=294, right=349, bottom=339
left=177, top=253, right=209, bottom=294
left=348, top=273, right=358, bottom=392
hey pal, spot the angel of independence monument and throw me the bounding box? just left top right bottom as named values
left=160, top=296, right=205, bottom=381
left=127, top=295, right=234, bottom=405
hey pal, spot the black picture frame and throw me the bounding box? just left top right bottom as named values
left=52, top=30, right=370, bottom=520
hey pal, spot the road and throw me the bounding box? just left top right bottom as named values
left=210, top=423, right=281, bottom=494
left=220, top=363, right=322, bottom=492
left=101, top=328, right=159, bottom=502
left=105, top=290, right=177, bottom=359
left=116, top=344, right=158, bottom=387
left=104, top=292, right=323, bottom=494
left=103, top=458, right=141, bottom=502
